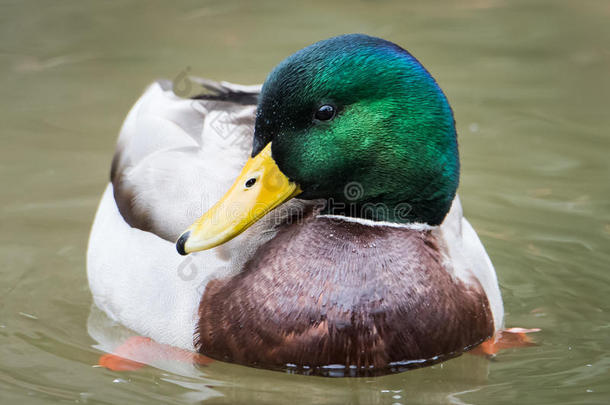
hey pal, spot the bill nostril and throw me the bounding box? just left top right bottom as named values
left=245, top=178, right=256, bottom=188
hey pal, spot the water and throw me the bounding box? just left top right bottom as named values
left=1, top=0, right=609, bottom=403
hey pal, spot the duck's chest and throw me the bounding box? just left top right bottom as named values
left=196, top=216, right=493, bottom=375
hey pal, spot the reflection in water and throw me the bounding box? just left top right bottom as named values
left=87, top=306, right=494, bottom=404
left=88, top=306, right=223, bottom=403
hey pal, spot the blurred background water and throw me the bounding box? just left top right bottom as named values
left=1, top=0, right=609, bottom=404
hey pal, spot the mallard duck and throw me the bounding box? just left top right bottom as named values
left=87, top=34, right=504, bottom=376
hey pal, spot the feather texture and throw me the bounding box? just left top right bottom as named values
left=87, top=79, right=503, bottom=369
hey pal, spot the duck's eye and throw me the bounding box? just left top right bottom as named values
left=245, top=178, right=256, bottom=188
left=314, top=104, right=335, bottom=121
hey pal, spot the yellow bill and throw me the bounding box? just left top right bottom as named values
left=176, top=143, right=301, bottom=255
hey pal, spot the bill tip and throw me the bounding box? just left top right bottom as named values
left=176, top=231, right=190, bottom=256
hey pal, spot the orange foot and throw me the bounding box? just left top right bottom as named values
left=470, top=327, right=541, bottom=356
left=98, top=336, right=214, bottom=371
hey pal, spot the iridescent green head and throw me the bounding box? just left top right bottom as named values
left=178, top=34, right=460, bottom=254
left=253, top=34, right=459, bottom=226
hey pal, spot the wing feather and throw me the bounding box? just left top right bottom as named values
left=111, top=80, right=259, bottom=241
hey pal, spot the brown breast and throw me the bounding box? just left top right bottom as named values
left=196, top=211, right=493, bottom=376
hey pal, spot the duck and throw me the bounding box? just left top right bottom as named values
left=87, top=34, right=504, bottom=376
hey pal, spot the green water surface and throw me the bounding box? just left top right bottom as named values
left=1, top=1, right=609, bottom=404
